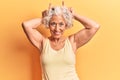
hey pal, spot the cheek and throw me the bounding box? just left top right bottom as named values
left=49, top=27, right=56, bottom=34
left=61, top=26, right=66, bottom=31
left=61, top=28, right=65, bottom=31
left=49, top=26, right=55, bottom=31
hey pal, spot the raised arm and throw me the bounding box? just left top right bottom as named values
left=69, top=8, right=100, bottom=49
left=22, top=18, right=44, bottom=51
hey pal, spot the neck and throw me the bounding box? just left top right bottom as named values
left=49, top=36, right=65, bottom=43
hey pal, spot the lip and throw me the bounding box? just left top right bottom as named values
left=53, top=31, right=61, bottom=35
left=54, top=32, right=61, bottom=35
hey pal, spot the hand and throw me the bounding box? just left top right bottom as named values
left=42, top=3, right=52, bottom=18
left=62, top=1, right=76, bottom=18
left=42, top=10, right=48, bottom=18
left=69, top=7, right=75, bottom=17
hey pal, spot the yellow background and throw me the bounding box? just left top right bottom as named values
left=0, top=0, right=120, bottom=80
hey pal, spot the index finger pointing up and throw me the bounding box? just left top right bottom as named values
left=62, top=1, right=64, bottom=6
left=48, top=3, right=52, bottom=10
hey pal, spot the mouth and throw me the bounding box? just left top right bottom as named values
left=54, top=32, right=61, bottom=35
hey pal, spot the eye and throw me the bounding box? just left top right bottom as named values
left=50, top=22, right=56, bottom=27
left=59, top=22, right=64, bottom=27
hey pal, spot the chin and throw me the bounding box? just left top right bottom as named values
left=52, top=35, right=62, bottom=39
left=53, top=36, right=61, bottom=39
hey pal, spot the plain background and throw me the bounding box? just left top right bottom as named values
left=0, top=0, right=120, bottom=80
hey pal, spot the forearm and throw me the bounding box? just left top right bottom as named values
left=22, top=18, right=42, bottom=29
left=74, top=14, right=100, bottom=29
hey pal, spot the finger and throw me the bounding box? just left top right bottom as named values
left=68, top=7, right=72, bottom=11
left=48, top=3, right=51, bottom=10
left=42, top=10, right=48, bottom=18
left=62, top=1, right=64, bottom=6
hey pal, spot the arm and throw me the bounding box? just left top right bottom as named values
left=22, top=18, right=44, bottom=51
left=69, top=9, right=100, bottom=49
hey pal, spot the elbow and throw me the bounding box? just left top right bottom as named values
left=21, top=21, right=26, bottom=28
left=21, top=21, right=29, bottom=29
left=21, top=22, right=25, bottom=28
left=90, top=24, right=100, bottom=33
left=21, top=22, right=28, bottom=32
left=94, top=23, right=100, bottom=30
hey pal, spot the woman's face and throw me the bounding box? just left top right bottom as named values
left=49, top=15, right=66, bottom=39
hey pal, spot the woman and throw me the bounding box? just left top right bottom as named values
left=22, top=2, right=100, bottom=80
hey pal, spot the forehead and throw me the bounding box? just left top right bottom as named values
left=50, top=15, right=65, bottom=22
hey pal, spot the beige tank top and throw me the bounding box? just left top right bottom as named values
left=41, top=38, right=79, bottom=80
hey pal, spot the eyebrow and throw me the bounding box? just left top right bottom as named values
left=50, top=21, right=65, bottom=23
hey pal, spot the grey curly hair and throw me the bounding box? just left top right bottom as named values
left=42, top=6, right=73, bottom=28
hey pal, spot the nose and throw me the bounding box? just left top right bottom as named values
left=55, top=24, right=59, bottom=31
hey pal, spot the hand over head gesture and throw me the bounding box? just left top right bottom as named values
left=42, top=3, right=52, bottom=18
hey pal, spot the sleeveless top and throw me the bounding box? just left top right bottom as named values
left=41, top=38, right=79, bottom=80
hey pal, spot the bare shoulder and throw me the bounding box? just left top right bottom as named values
left=68, top=35, right=74, bottom=42
left=39, top=36, right=48, bottom=53
left=42, top=36, right=48, bottom=45
left=68, top=35, right=77, bottom=53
